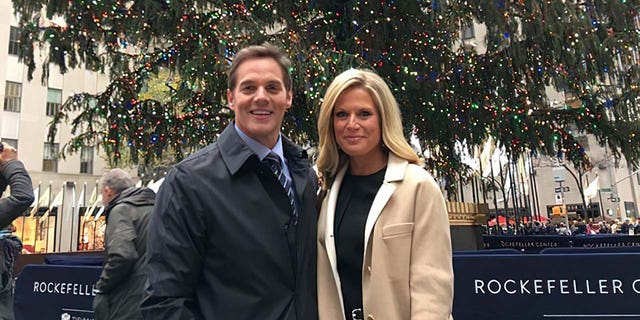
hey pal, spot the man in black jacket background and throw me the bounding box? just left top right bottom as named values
left=93, top=168, right=155, bottom=320
left=0, top=142, right=34, bottom=320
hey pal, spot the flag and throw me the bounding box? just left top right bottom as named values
left=75, top=183, right=86, bottom=220
left=83, top=185, right=97, bottom=219
left=480, top=137, right=494, bottom=178
left=409, top=131, right=422, bottom=156
left=148, top=177, right=164, bottom=193
left=85, top=193, right=102, bottom=220
left=30, top=184, right=50, bottom=217
left=28, top=186, right=39, bottom=216
left=93, top=206, right=105, bottom=221
left=40, top=187, right=63, bottom=222
left=584, top=176, right=600, bottom=204
left=516, top=155, right=530, bottom=197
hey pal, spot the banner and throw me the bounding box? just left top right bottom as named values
left=14, top=264, right=101, bottom=320
left=572, top=234, right=640, bottom=248
left=453, top=252, right=640, bottom=320
left=483, top=235, right=572, bottom=253
left=484, top=235, right=640, bottom=253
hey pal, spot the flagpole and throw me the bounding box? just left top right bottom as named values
left=528, top=151, right=541, bottom=220
left=22, top=183, right=39, bottom=246
left=477, top=154, right=490, bottom=230
left=517, top=155, right=532, bottom=226
left=57, top=183, right=65, bottom=252
left=69, top=182, right=75, bottom=251
left=30, top=183, right=41, bottom=251
left=490, top=156, right=501, bottom=235
left=43, top=181, right=52, bottom=253
left=508, top=158, right=520, bottom=234
left=73, top=182, right=86, bottom=251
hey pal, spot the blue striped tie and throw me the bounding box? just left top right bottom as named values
left=263, top=153, right=298, bottom=222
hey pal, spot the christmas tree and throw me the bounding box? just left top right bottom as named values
left=12, top=0, right=640, bottom=190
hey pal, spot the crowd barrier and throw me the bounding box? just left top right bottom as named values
left=14, top=249, right=640, bottom=320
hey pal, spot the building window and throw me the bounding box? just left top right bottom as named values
left=4, top=81, right=21, bottom=112
left=8, top=26, right=20, bottom=56
left=46, top=88, right=62, bottom=117
left=461, top=20, right=475, bottom=40
left=43, top=142, right=59, bottom=172
left=80, top=146, right=94, bottom=174
left=1, top=138, right=18, bottom=149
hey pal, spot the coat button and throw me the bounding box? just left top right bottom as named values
left=367, top=266, right=372, bottom=272
left=367, top=315, right=374, bottom=320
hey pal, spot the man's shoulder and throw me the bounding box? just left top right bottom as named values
left=175, top=143, right=223, bottom=170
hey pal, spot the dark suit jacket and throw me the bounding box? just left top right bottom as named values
left=142, top=124, right=319, bottom=320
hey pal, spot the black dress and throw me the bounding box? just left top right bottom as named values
left=334, top=166, right=386, bottom=319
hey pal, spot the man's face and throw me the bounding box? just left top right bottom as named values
left=100, top=186, right=115, bottom=206
left=227, top=57, right=292, bottom=148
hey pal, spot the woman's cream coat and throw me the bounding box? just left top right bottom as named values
left=317, top=153, right=454, bottom=320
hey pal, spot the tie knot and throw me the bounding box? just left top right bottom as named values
left=263, top=153, right=282, bottom=173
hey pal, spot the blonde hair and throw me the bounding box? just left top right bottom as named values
left=316, top=68, right=420, bottom=187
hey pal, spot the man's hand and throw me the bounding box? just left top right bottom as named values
left=0, top=143, right=17, bottom=164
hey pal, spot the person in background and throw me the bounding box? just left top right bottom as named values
left=92, top=168, right=155, bottom=320
left=316, top=69, right=454, bottom=320
left=556, top=222, right=572, bottom=236
left=141, top=43, right=318, bottom=320
left=0, top=142, right=34, bottom=320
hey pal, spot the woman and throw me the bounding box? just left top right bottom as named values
left=316, top=69, right=454, bottom=320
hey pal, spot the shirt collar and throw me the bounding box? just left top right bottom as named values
left=234, top=122, right=286, bottom=163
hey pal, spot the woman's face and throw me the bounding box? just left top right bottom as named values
left=332, top=87, right=383, bottom=161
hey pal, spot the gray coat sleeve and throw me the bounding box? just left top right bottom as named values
left=0, top=160, right=34, bottom=229
left=95, top=204, right=138, bottom=293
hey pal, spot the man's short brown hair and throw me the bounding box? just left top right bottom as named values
left=227, top=43, right=292, bottom=92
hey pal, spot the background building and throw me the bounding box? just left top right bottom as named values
left=459, top=20, right=640, bottom=224
left=1, top=0, right=112, bottom=252
left=1, top=0, right=109, bottom=187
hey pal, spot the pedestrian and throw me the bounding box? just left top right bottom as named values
left=92, top=168, right=155, bottom=320
left=316, top=69, right=454, bottom=320
left=0, top=142, right=34, bottom=320
left=141, top=43, right=319, bottom=319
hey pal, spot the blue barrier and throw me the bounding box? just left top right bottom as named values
left=44, top=254, right=104, bottom=266
left=15, top=250, right=640, bottom=320
left=453, top=252, right=640, bottom=320
left=540, top=246, right=640, bottom=254
left=14, top=264, right=101, bottom=320
left=454, top=248, right=523, bottom=255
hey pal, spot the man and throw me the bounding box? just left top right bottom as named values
left=142, top=43, right=319, bottom=319
left=93, top=168, right=155, bottom=320
left=0, top=143, right=34, bottom=320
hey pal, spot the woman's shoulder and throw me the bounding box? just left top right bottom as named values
left=403, top=163, right=434, bottom=179
left=398, top=163, right=441, bottom=190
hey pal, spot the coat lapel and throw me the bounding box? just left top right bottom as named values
left=282, top=136, right=310, bottom=205
left=323, top=165, right=348, bottom=307
left=363, top=154, right=407, bottom=261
